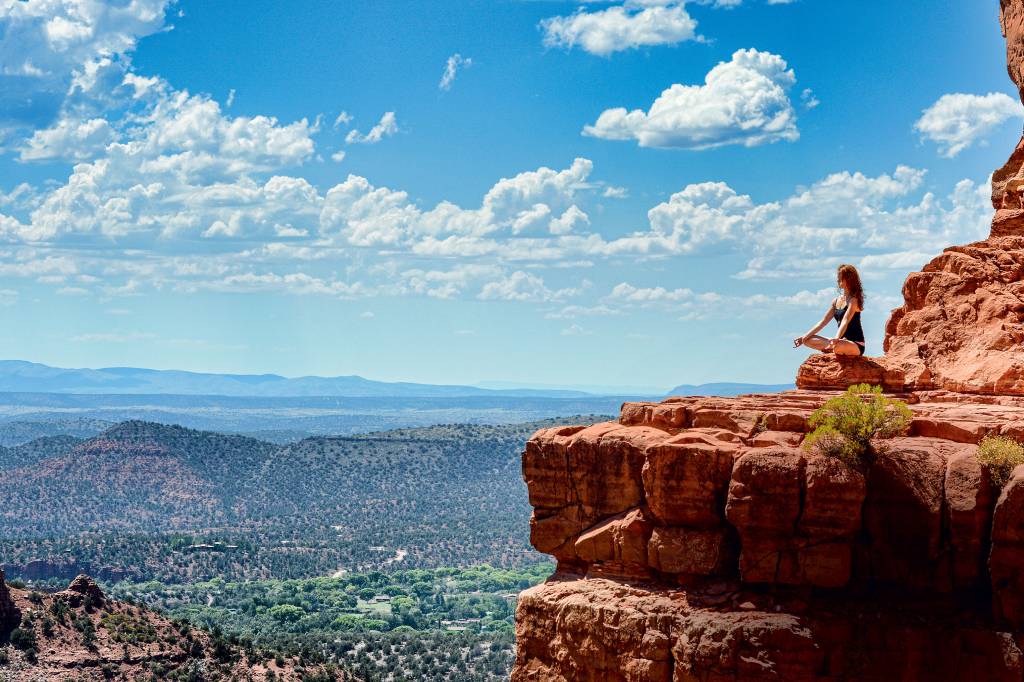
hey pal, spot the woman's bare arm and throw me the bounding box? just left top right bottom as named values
left=794, top=301, right=836, bottom=347
left=805, top=303, right=835, bottom=338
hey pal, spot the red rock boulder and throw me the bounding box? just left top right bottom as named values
left=726, top=448, right=864, bottom=588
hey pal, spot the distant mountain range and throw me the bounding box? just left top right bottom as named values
left=668, top=382, right=795, bottom=396
left=0, top=360, right=793, bottom=399
left=0, top=360, right=600, bottom=398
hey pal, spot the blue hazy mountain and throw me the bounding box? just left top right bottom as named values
left=667, top=382, right=794, bottom=397
left=0, top=360, right=792, bottom=400
left=0, top=360, right=603, bottom=398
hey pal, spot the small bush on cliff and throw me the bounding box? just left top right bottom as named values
left=802, top=384, right=911, bottom=468
left=978, top=435, right=1024, bottom=488
left=8, top=628, right=36, bottom=660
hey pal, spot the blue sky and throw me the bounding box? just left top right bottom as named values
left=0, top=0, right=1017, bottom=390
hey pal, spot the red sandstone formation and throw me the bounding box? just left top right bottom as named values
left=53, top=574, right=107, bottom=609
left=511, top=3, right=1024, bottom=679
left=515, top=393, right=1024, bottom=680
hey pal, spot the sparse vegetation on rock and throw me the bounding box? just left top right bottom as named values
left=802, top=383, right=911, bottom=467
left=978, top=435, right=1024, bottom=487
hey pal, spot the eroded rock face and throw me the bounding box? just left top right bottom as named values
left=991, top=464, right=1024, bottom=628
left=994, top=1, right=1024, bottom=218
left=882, top=239, right=1024, bottom=395
left=514, top=578, right=1024, bottom=682
left=514, top=390, right=1024, bottom=680
left=521, top=392, right=1024, bottom=595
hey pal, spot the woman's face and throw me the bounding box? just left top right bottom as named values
left=837, top=272, right=847, bottom=293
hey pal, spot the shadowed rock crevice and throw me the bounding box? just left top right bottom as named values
left=0, top=570, right=20, bottom=641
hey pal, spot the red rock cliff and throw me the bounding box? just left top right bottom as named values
left=512, top=4, right=1024, bottom=680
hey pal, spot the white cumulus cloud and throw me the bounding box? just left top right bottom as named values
left=583, top=48, right=799, bottom=149
left=478, top=270, right=582, bottom=303
left=19, top=115, right=116, bottom=161
left=549, top=205, right=589, bottom=234
left=541, top=1, right=699, bottom=56
left=0, top=0, right=173, bottom=129
left=592, top=165, right=990, bottom=282
left=914, top=92, right=1023, bottom=158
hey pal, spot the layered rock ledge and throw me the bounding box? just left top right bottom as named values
left=513, top=392, right=1024, bottom=681
left=516, top=576, right=1022, bottom=682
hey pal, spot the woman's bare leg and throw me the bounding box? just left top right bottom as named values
left=832, top=339, right=862, bottom=356
left=802, top=335, right=831, bottom=351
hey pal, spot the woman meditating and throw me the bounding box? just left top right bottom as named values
left=793, top=264, right=866, bottom=356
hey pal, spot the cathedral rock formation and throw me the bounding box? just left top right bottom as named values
left=511, top=3, right=1024, bottom=680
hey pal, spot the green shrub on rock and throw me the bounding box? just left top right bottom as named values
left=977, top=435, right=1024, bottom=488
left=802, top=384, right=912, bottom=468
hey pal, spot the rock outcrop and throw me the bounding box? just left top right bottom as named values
left=512, top=3, right=1024, bottom=679
left=994, top=0, right=1024, bottom=221
left=53, top=574, right=107, bottom=608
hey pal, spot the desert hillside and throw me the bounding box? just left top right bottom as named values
left=0, top=570, right=346, bottom=681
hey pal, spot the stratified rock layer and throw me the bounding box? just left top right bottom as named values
left=513, top=392, right=1024, bottom=680
left=515, top=577, right=1024, bottom=682
left=524, top=392, right=1024, bottom=593
left=882, top=237, right=1024, bottom=394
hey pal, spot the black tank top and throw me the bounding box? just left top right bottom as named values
left=834, top=300, right=865, bottom=345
